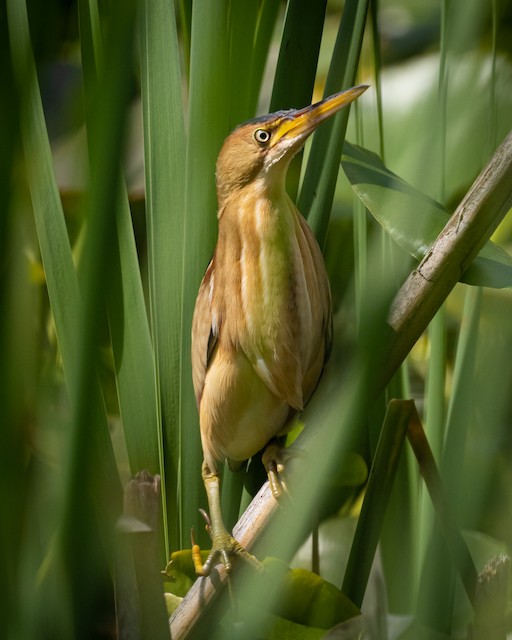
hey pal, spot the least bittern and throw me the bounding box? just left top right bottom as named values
left=191, top=85, right=368, bottom=576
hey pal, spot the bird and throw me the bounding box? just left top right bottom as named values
left=191, top=84, right=368, bottom=576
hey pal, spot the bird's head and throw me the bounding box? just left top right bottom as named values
left=215, top=84, right=368, bottom=207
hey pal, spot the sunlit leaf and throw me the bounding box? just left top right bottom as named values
left=139, top=0, right=186, bottom=553
left=258, top=557, right=360, bottom=629
left=341, top=142, right=512, bottom=288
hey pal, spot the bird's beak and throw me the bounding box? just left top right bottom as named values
left=272, top=85, right=369, bottom=147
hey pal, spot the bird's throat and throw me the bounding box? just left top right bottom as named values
left=216, top=194, right=298, bottom=345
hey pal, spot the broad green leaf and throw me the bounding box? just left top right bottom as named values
left=222, top=606, right=327, bottom=640
left=341, top=142, right=512, bottom=288
left=107, top=191, right=161, bottom=476
left=139, top=0, right=186, bottom=552
left=162, top=548, right=211, bottom=586
left=218, top=558, right=360, bottom=637
left=164, top=592, right=183, bottom=617
left=266, top=617, right=325, bottom=640
left=80, top=0, right=160, bottom=483
left=251, top=557, right=361, bottom=629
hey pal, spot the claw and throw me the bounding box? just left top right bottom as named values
left=199, top=508, right=212, bottom=537
left=262, top=441, right=290, bottom=500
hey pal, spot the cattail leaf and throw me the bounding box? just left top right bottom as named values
left=139, top=0, right=186, bottom=552
left=300, top=0, right=370, bottom=247
left=269, top=0, right=328, bottom=200
left=79, top=0, right=160, bottom=484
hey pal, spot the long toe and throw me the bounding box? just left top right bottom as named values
left=262, top=441, right=291, bottom=500
left=199, top=531, right=262, bottom=576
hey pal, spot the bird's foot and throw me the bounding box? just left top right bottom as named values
left=262, top=441, right=290, bottom=501
left=200, top=530, right=262, bottom=577
left=192, top=511, right=263, bottom=577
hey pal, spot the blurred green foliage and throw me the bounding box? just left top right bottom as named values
left=2, top=0, right=512, bottom=638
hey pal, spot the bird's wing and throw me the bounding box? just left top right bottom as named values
left=191, top=261, right=217, bottom=409
left=297, top=213, right=333, bottom=404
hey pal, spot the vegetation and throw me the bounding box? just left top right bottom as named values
left=2, top=0, right=512, bottom=638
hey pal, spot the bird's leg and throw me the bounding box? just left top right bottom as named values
left=262, top=440, right=289, bottom=500
left=197, top=461, right=262, bottom=576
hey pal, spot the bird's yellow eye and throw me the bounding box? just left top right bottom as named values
left=254, top=129, right=271, bottom=145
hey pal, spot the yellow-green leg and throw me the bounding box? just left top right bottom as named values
left=197, top=461, right=262, bottom=576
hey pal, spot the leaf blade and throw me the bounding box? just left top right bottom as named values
left=342, top=141, right=512, bottom=288
left=139, top=0, right=187, bottom=552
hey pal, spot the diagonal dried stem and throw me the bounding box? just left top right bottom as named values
left=384, top=130, right=512, bottom=384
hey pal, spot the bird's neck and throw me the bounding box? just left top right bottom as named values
left=218, top=179, right=298, bottom=263
left=213, top=181, right=300, bottom=345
